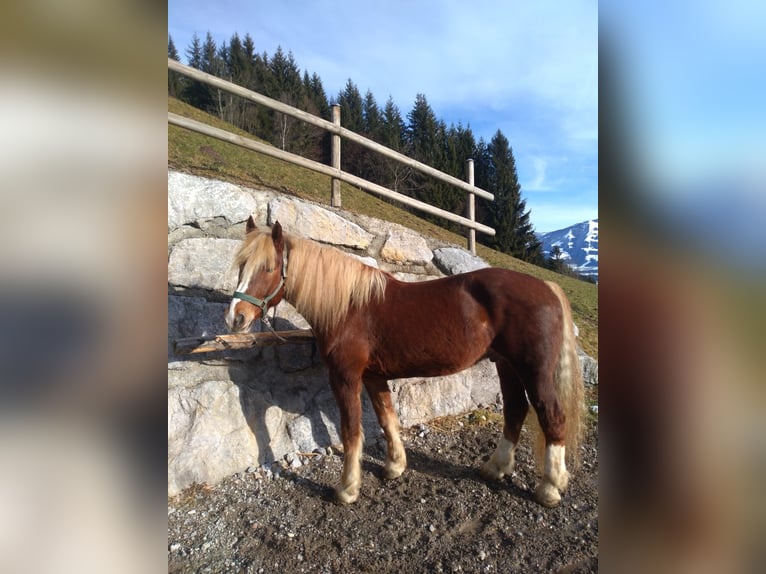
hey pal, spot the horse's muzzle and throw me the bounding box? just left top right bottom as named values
left=231, top=312, right=247, bottom=332
left=226, top=310, right=251, bottom=333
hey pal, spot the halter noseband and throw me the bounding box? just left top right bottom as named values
left=232, top=277, right=284, bottom=317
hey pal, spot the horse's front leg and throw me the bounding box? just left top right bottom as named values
left=329, top=371, right=364, bottom=504
left=364, top=376, right=407, bottom=480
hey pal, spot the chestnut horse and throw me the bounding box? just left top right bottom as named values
left=226, top=218, right=584, bottom=506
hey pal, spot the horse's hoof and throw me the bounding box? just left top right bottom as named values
left=479, top=458, right=513, bottom=481
left=334, top=487, right=359, bottom=505
left=534, top=481, right=561, bottom=507
left=383, top=461, right=406, bottom=480
left=479, top=463, right=504, bottom=481
left=480, top=438, right=515, bottom=481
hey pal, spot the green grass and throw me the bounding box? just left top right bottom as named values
left=168, top=97, right=598, bottom=358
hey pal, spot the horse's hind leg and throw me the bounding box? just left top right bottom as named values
left=480, top=359, right=528, bottom=480
left=526, top=375, right=569, bottom=507
left=364, top=377, right=407, bottom=480
left=329, top=371, right=364, bottom=504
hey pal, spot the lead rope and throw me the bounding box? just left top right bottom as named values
left=259, top=305, right=286, bottom=342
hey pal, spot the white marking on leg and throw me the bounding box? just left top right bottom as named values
left=337, top=431, right=364, bottom=504
left=535, top=444, right=568, bottom=507
left=545, top=444, right=568, bottom=490
left=384, top=424, right=406, bottom=479
left=481, top=437, right=516, bottom=480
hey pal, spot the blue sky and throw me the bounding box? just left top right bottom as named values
left=601, top=1, right=766, bottom=265
left=169, top=0, right=598, bottom=233
left=601, top=1, right=766, bottom=192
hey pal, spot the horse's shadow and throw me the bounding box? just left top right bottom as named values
left=170, top=308, right=381, bottom=474
left=283, top=441, right=535, bottom=504
left=403, top=446, right=536, bottom=502
left=168, top=297, right=338, bottom=464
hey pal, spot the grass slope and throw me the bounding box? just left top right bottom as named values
left=168, top=97, right=597, bottom=358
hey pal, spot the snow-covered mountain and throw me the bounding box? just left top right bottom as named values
left=537, top=219, right=598, bottom=281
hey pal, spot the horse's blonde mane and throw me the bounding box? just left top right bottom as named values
left=233, top=228, right=388, bottom=334
left=230, top=230, right=278, bottom=283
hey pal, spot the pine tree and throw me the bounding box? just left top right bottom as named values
left=337, top=79, right=365, bottom=174
left=362, top=90, right=382, bottom=138
left=268, top=47, right=307, bottom=151
left=299, top=71, right=330, bottom=162
left=201, top=32, right=226, bottom=118
left=406, top=94, right=452, bottom=224
left=360, top=90, right=383, bottom=181
left=440, top=123, right=476, bottom=222
left=407, top=93, right=439, bottom=166
left=337, top=79, right=364, bottom=131
left=380, top=96, right=412, bottom=194
left=305, top=72, right=330, bottom=120
left=220, top=33, right=249, bottom=126
left=299, top=72, right=331, bottom=162
left=484, top=130, right=542, bottom=261
left=183, top=33, right=213, bottom=111
left=168, top=35, right=180, bottom=61
left=242, top=34, right=257, bottom=87
left=249, top=50, right=274, bottom=137
left=168, top=35, right=183, bottom=98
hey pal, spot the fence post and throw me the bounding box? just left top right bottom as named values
left=331, top=104, right=342, bottom=207
left=465, top=158, right=476, bottom=255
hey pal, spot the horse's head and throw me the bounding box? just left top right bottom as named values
left=225, top=217, right=287, bottom=333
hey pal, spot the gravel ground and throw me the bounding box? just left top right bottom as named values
left=168, top=407, right=598, bottom=573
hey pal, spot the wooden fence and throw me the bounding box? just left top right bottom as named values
left=168, top=58, right=495, bottom=253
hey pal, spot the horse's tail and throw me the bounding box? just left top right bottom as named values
left=542, top=281, right=585, bottom=470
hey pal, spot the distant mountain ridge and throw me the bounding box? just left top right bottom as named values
left=537, top=219, right=598, bottom=280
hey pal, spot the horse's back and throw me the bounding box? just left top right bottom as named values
left=458, top=268, right=565, bottom=360
left=459, top=267, right=560, bottom=311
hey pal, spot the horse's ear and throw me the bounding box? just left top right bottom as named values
left=246, top=215, right=257, bottom=234
left=271, top=220, right=284, bottom=250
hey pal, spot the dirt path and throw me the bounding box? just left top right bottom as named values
left=168, top=409, right=598, bottom=573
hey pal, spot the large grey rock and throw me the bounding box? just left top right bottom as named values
left=167, top=171, right=267, bottom=231
left=391, top=359, right=499, bottom=428
left=379, top=229, right=433, bottom=265
left=168, top=296, right=228, bottom=340
left=167, top=238, right=241, bottom=294
left=433, top=247, right=489, bottom=275
left=168, top=361, right=329, bottom=496
left=268, top=196, right=373, bottom=249
left=167, top=295, right=229, bottom=358
left=168, top=380, right=260, bottom=495
left=348, top=253, right=379, bottom=268
left=578, top=349, right=599, bottom=386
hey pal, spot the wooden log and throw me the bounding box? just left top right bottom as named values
left=168, top=58, right=494, bottom=202
left=173, top=329, right=315, bottom=355
left=331, top=104, right=341, bottom=207
left=465, top=158, right=476, bottom=255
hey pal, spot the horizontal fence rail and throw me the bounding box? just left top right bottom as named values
left=168, top=58, right=496, bottom=244
left=169, top=113, right=494, bottom=235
